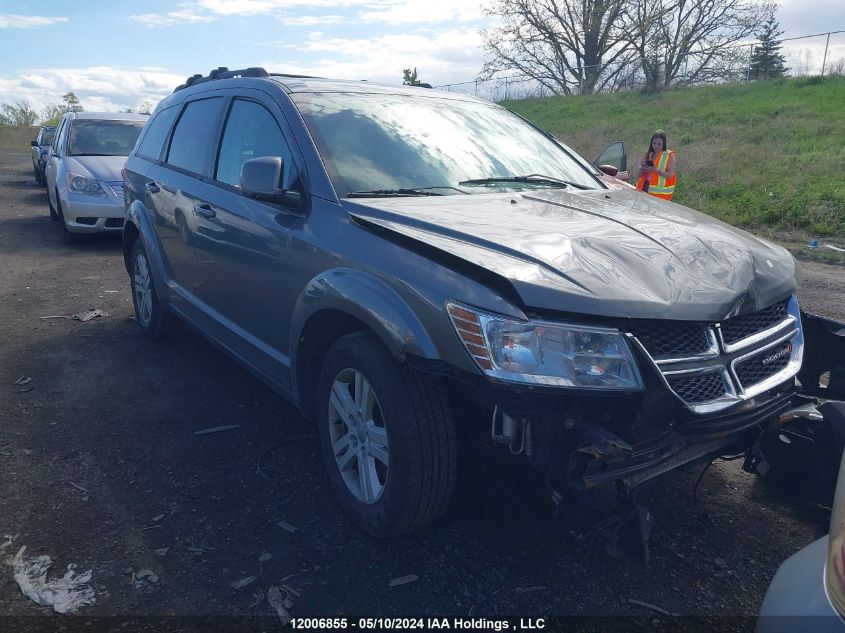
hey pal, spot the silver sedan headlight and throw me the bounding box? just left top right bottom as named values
left=67, top=172, right=105, bottom=196
left=447, top=302, right=644, bottom=390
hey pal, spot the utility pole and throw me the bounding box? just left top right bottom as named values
left=821, top=32, right=831, bottom=75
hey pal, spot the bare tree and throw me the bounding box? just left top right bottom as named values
left=481, top=0, right=635, bottom=95
left=138, top=100, right=154, bottom=115
left=0, top=100, right=39, bottom=126
left=627, top=0, right=772, bottom=92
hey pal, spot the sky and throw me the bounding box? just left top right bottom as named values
left=1, top=0, right=843, bottom=115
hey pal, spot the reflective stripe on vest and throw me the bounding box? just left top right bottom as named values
left=637, top=150, right=676, bottom=199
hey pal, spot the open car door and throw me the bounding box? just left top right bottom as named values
left=593, top=140, right=629, bottom=182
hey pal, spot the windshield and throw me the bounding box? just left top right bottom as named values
left=293, top=92, right=599, bottom=197
left=67, top=120, right=144, bottom=157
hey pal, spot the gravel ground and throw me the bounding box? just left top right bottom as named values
left=1, top=151, right=842, bottom=631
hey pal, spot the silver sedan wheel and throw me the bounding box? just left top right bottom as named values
left=327, top=368, right=389, bottom=504
left=133, top=251, right=153, bottom=326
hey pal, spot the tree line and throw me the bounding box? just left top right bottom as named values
left=479, top=0, right=789, bottom=94
left=0, top=92, right=154, bottom=126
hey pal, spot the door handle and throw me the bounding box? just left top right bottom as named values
left=145, top=181, right=160, bottom=193
left=194, top=202, right=216, bottom=219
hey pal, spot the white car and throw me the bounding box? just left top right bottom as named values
left=45, top=111, right=146, bottom=243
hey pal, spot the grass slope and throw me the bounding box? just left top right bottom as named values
left=0, top=125, right=39, bottom=152
left=504, top=76, right=845, bottom=247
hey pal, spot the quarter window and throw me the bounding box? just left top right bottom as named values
left=215, top=99, right=298, bottom=189
left=166, top=98, right=223, bottom=175
left=137, top=106, right=179, bottom=161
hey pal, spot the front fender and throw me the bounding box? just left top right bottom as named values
left=289, top=267, right=442, bottom=367
left=124, top=200, right=170, bottom=303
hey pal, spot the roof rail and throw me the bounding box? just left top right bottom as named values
left=173, top=66, right=270, bottom=92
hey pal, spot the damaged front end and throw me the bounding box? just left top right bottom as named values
left=476, top=295, right=807, bottom=508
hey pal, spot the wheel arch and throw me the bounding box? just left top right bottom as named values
left=291, top=269, right=442, bottom=419
left=123, top=199, right=170, bottom=303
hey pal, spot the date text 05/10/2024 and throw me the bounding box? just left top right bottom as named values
left=290, top=617, right=546, bottom=630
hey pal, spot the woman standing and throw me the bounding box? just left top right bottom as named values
left=636, top=130, right=676, bottom=200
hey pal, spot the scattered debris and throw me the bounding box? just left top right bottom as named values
left=281, top=584, right=300, bottom=598
left=389, top=574, right=419, bottom=587
left=276, top=521, right=298, bottom=533
left=230, top=576, right=257, bottom=589
left=825, top=244, right=845, bottom=253
left=140, top=525, right=162, bottom=531
left=154, top=547, right=170, bottom=557
left=40, top=309, right=109, bottom=322
left=248, top=589, right=266, bottom=609
left=515, top=585, right=546, bottom=594
left=136, top=569, right=159, bottom=584
left=258, top=552, right=272, bottom=563
left=0, top=534, right=15, bottom=553
left=807, top=239, right=819, bottom=249
left=627, top=598, right=675, bottom=617
left=267, top=586, right=292, bottom=625
left=714, top=557, right=728, bottom=570
left=69, top=482, right=89, bottom=494
left=72, top=309, right=108, bottom=322
left=194, top=425, right=241, bottom=436
left=18, top=385, right=34, bottom=393
left=11, top=546, right=96, bottom=614
left=152, top=514, right=165, bottom=523
left=14, top=376, right=32, bottom=386
left=104, top=290, right=120, bottom=293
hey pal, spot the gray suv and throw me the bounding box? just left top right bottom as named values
left=122, top=67, right=832, bottom=538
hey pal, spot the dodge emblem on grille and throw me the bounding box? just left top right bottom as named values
left=761, top=342, right=792, bottom=366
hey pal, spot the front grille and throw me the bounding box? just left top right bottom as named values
left=666, top=372, right=726, bottom=403
left=630, top=321, right=709, bottom=357
left=720, top=300, right=788, bottom=345
left=629, top=296, right=799, bottom=411
left=734, top=341, right=792, bottom=386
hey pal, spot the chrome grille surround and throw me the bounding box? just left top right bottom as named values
left=628, top=295, right=804, bottom=414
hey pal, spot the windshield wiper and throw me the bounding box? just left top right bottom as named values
left=459, top=174, right=590, bottom=190
left=347, top=188, right=446, bottom=198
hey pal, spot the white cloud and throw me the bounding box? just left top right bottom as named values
left=279, top=14, right=344, bottom=26
left=360, top=0, right=485, bottom=25
left=0, top=13, right=68, bottom=28
left=0, top=67, right=184, bottom=116
left=262, top=27, right=485, bottom=86
left=129, top=5, right=218, bottom=27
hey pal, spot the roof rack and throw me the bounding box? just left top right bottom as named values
left=173, top=67, right=270, bottom=92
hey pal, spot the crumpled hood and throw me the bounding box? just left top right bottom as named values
left=345, top=188, right=799, bottom=321
left=66, top=156, right=125, bottom=183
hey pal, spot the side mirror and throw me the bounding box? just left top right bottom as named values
left=598, top=164, right=619, bottom=177
left=240, top=156, right=302, bottom=208
left=31, top=140, right=38, bottom=146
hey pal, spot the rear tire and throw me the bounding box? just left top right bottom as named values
left=130, top=240, right=175, bottom=339
left=317, top=331, right=458, bottom=536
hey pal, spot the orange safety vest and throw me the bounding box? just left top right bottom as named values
left=636, top=150, right=676, bottom=200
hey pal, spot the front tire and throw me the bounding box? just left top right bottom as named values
left=130, top=240, right=175, bottom=339
left=57, top=196, right=78, bottom=243
left=317, top=332, right=458, bottom=536
left=48, top=187, right=58, bottom=220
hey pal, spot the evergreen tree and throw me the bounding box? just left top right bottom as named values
left=750, top=15, right=788, bottom=80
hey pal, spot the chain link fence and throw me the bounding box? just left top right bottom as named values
left=437, top=30, right=845, bottom=102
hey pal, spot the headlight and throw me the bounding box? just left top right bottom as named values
left=67, top=172, right=105, bottom=196
left=446, top=302, right=644, bottom=390
left=825, top=448, right=845, bottom=615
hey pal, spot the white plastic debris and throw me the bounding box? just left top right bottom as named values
left=258, top=552, right=272, bottom=563
left=11, top=546, right=96, bottom=614
left=72, top=309, right=108, bottom=322
left=194, top=425, right=241, bottom=436
left=267, top=586, right=292, bottom=625
left=230, top=576, right=257, bottom=589
left=388, top=574, right=418, bottom=587
left=276, top=521, right=298, bottom=533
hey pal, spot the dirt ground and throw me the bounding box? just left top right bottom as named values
left=1, top=150, right=843, bottom=631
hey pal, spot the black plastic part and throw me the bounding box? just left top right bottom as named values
left=173, top=67, right=270, bottom=92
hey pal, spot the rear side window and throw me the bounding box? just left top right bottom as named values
left=215, top=99, right=298, bottom=189
left=53, top=118, right=68, bottom=154
left=137, top=106, right=179, bottom=161
left=166, top=98, right=223, bottom=175
left=42, top=128, right=55, bottom=146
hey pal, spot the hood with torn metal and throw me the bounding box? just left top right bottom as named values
left=345, top=187, right=799, bottom=322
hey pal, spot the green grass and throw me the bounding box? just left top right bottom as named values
left=503, top=76, right=845, bottom=245
left=0, top=125, right=39, bottom=152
